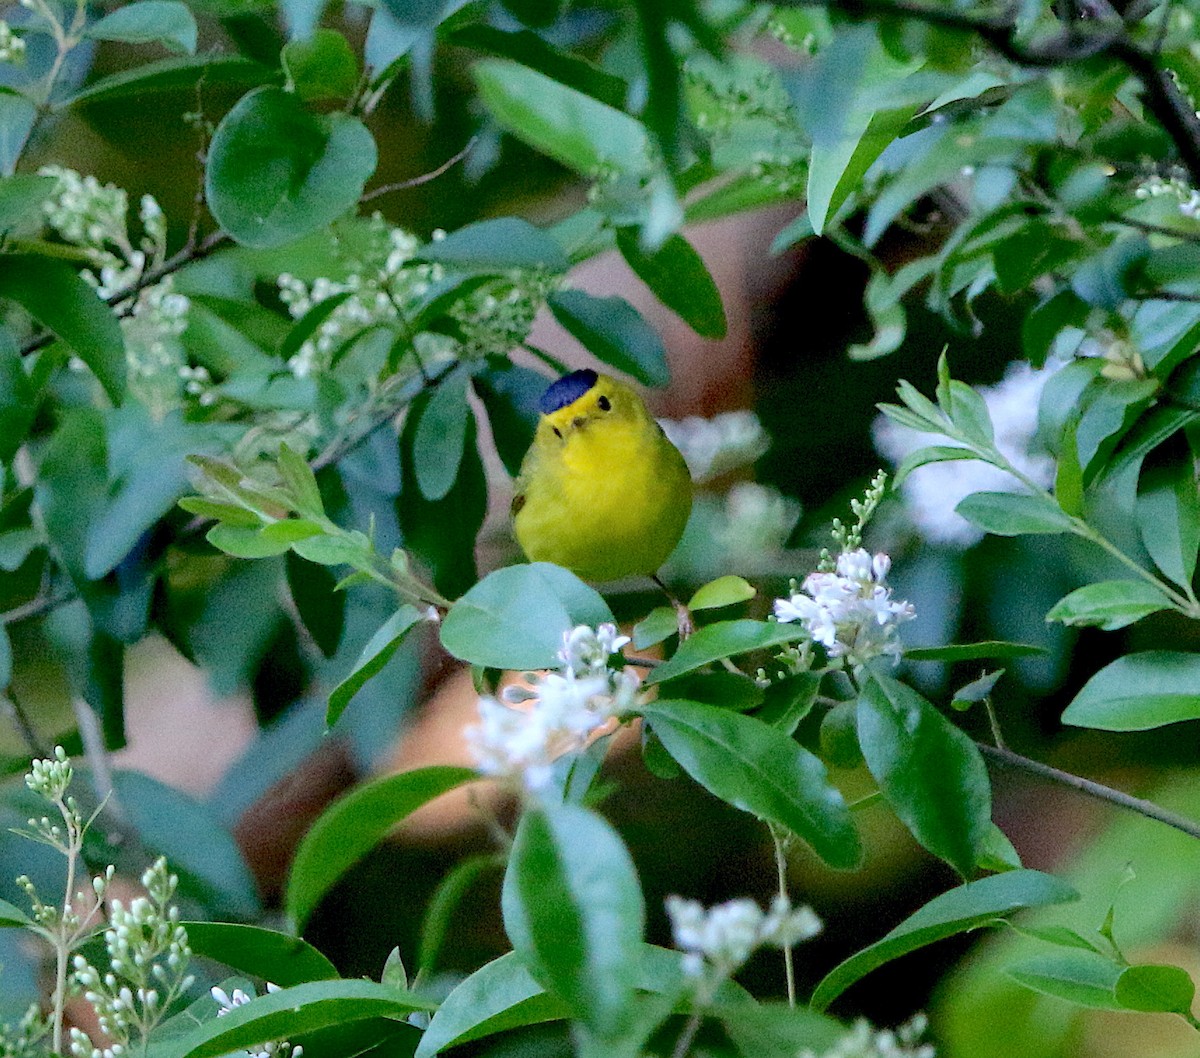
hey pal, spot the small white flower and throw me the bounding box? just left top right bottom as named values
left=666, top=893, right=822, bottom=978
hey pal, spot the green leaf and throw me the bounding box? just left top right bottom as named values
left=206, top=87, right=376, bottom=250
left=757, top=672, right=821, bottom=735
left=0, top=91, right=36, bottom=175
left=0, top=256, right=125, bottom=402
left=0, top=623, right=9, bottom=691
left=182, top=923, right=339, bottom=986
left=440, top=563, right=613, bottom=670
left=277, top=291, right=353, bottom=364
left=955, top=492, right=1074, bottom=536
left=718, top=1002, right=848, bottom=1058
left=547, top=290, right=669, bottom=387
left=632, top=606, right=677, bottom=650
left=473, top=59, right=650, bottom=178
left=0, top=175, right=56, bottom=232
left=640, top=700, right=861, bottom=868
left=327, top=606, right=425, bottom=726
left=810, top=869, right=1078, bottom=1010
left=1007, top=950, right=1123, bottom=1009
left=1114, top=963, right=1197, bottom=1015
left=688, top=575, right=755, bottom=612
left=502, top=803, right=645, bottom=1037
left=472, top=360, right=545, bottom=478
left=655, top=671, right=762, bottom=712
left=893, top=445, right=976, bottom=487
left=276, top=444, right=324, bottom=519
left=282, top=29, right=359, bottom=101
left=614, top=229, right=726, bottom=339
left=62, top=54, right=273, bottom=107
left=1136, top=451, right=1200, bottom=589
left=1046, top=580, right=1173, bottom=631
left=0, top=896, right=33, bottom=927
left=1055, top=412, right=1085, bottom=517
left=164, top=980, right=434, bottom=1058
left=207, top=524, right=293, bottom=559
left=286, top=551, right=345, bottom=659
left=951, top=670, right=1005, bottom=711
left=857, top=673, right=991, bottom=877
left=903, top=641, right=1047, bottom=662
left=286, top=765, right=476, bottom=930
left=85, top=1, right=198, bottom=53
left=1062, top=651, right=1200, bottom=731
left=178, top=497, right=261, bottom=527
left=420, top=218, right=569, bottom=274
left=417, top=852, right=505, bottom=976
left=646, top=620, right=806, bottom=684
left=413, top=373, right=471, bottom=502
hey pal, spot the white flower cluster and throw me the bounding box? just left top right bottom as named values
left=0, top=20, right=25, bottom=62
left=873, top=361, right=1057, bottom=547
left=1135, top=173, right=1200, bottom=219
left=211, top=984, right=303, bottom=1058
left=800, top=1015, right=935, bottom=1058
left=659, top=410, right=770, bottom=482
left=774, top=549, right=915, bottom=665
left=464, top=624, right=640, bottom=791
left=0, top=1004, right=48, bottom=1058
left=70, top=859, right=194, bottom=1058
left=666, top=893, right=822, bottom=978
left=24, top=744, right=73, bottom=801
left=716, top=481, right=802, bottom=562
left=450, top=272, right=561, bottom=361
left=39, top=168, right=196, bottom=412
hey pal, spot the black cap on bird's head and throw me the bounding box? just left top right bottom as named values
left=539, top=369, right=598, bottom=415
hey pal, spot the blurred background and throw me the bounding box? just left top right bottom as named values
left=3, top=5, right=1200, bottom=1057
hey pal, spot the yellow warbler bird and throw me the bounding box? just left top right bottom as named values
left=512, top=369, right=693, bottom=582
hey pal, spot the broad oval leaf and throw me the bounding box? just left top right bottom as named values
left=0, top=256, right=125, bottom=402
left=1046, top=579, right=1173, bottom=631
left=903, top=641, right=1047, bottom=663
left=1062, top=651, right=1200, bottom=731
left=85, top=1, right=197, bottom=53
left=419, top=217, right=569, bottom=274
left=640, top=699, right=861, bottom=869
left=1114, top=963, right=1197, bottom=1015
left=646, top=620, right=807, bottom=685
left=547, top=290, right=669, bottom=387
left=281, top=28, right=359, bottom=102
left=689, top=575, right=755, bottom=612
left=857, top=673, right=991, bottom=878
left=0, top=897, right=32, bottom=927
left=811, top=869, right=1078, bottom=1010
left=501, top=802, right=645, bottom=1037
left=286, top=765, right=477, bottom=930
left=955, top=492, right=1074, bottom=536
left=183, top=922, right=338, bottom=986
left=615, top=229, right=727, bottom=339
left=206, top=87, right=376, bottom=250
left=439, top=563, right=613, bottom=670
left=1136, top=452, right=1200, bottom=589
left=164, top=980, right=435, bottom=1058
left=413, top=374, right=471, bottom=502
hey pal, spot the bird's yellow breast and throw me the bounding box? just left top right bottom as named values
left=512, top=379, right=692, bottom=582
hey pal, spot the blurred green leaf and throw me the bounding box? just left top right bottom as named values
left=812, top=870, right=1078, bottom=1010
left=632, top=606, right=676, bottom=650
left=85, top=1, right=198, bottom=53
left=1062, top=651, right=1200, bottom=731
left=0, top=897, right=32, bottom=928
left=286, top=765, right=476, bottom=930
left=904, top=642, right=1046, bottom=662
left=327, top=605, right=425, bottom=726
left=419, top=218, right=569, bottom=274
left=547, top=290, right=669, bottom=387
left=472, top=360, right=545, bottom=478
left=501, top=803, right=645, bottom=1037
left=1007, top=950, right=1123, bottom=1009
left=1114, top=963, right=1196, bottom=1015
left=440, top=563, right=613, bottom=670
left=0, top=333, right=33, bottom=464
left=689, top=575, right=755, bottom=611
left=1046, top=580, right=1173, bottom=631
left=417, top=852, right=505, bottom=977
left=646, top=620, right=806, bottom=684
left=413, top=373, right=471, bottom=502
left=63, top=54, right=274, bottom=107
left=0, top=256, right=125, bottom=402
left=640, top=699, right=861, bottom=868
left=474, top=59, right=650, bottom=177
left=955, top=492, right=1074, bottom=536
left=615, top=229, right=726, bottom=339
left=282, top=28, right=359, bottom=101
left=164, top=980, right=434, bottom=1058
left=0, top=91, right=35, bottom=176
left=206, top=87, right=376, bottom=249
left=857, top=672, right=991, bottom=877
left=286, top=551, right=345, bottom=659
left=0, top=175, right=56, bottom=232
left=183, top=923, right=339, bottom=986
left=1136, top=448, right=1200, bottom=589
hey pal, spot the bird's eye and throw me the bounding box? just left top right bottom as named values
left=597, top=395, right=611, bottom=411
left=552, top=426, right=563, bottom=439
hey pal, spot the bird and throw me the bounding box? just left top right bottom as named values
left=512, top=368, right=693, bottom=584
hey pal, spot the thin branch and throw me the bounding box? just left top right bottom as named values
left=4, top=689, right=48, bottom=758
left=361, top=138, right=478, bottom=204
left=1111, top=215, right=1200, bottom=243
left=1, top=589, right=77, bottom=626
left=978, top=742, right=1200, bottom=843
